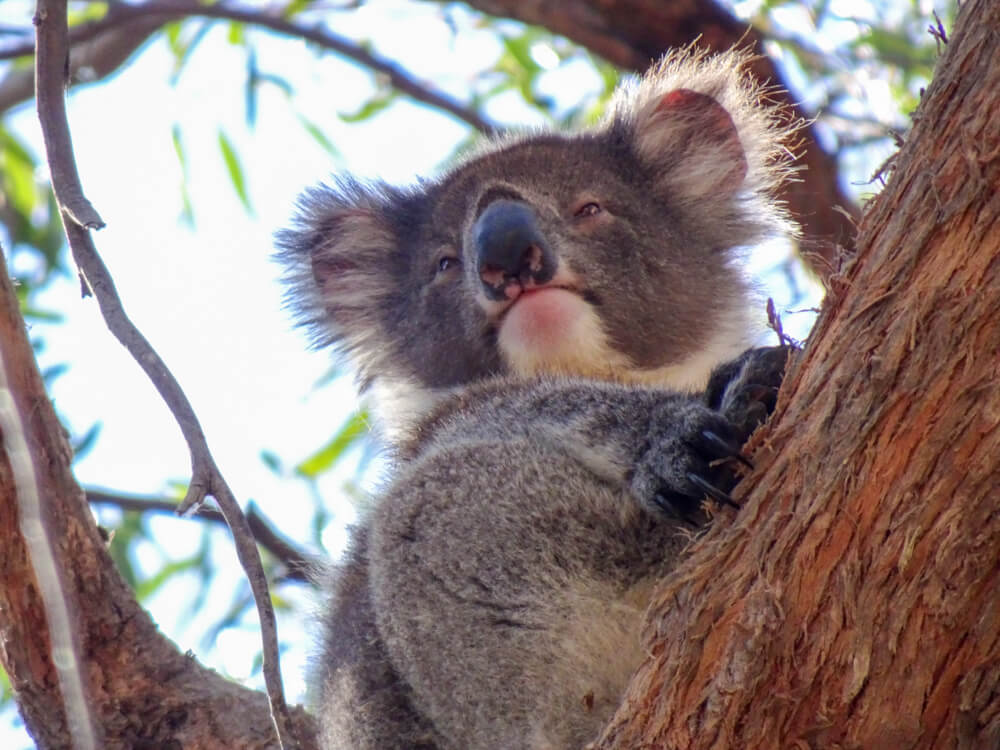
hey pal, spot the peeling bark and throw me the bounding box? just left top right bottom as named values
left=595, top=0, right=1000, bottom=746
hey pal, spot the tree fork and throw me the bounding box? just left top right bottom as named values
left=595, top=1, right=1000, bottom=747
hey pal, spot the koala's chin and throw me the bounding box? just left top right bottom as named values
left=497, top=288, right=615, bottom=379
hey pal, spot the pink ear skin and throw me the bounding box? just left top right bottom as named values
left=311, top=252, right=351, bottom=287
left=652, top=88, right=748, bottom=191
left=309, top=208, right=380, bottom=287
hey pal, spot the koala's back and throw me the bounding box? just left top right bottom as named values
left=283, top=47, right=799, bottom=750
left=313, top=527, right=442, bottom=749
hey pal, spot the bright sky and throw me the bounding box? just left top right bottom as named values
left=0, top=1, right=840, bottom=746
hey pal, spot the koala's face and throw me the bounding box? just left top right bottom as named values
left=280, top=62, right=795, bottom=429
left=416, top=134, right=747, bottom=387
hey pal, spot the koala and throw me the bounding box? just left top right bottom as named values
left=278, top=47, right=797, bottom=750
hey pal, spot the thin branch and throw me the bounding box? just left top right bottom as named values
left=0, top=15, right=162, bottom=116
left=1, top=0, right=496, bottom=134
left=33, top=9, right=103, bottom=230
left=87, top=489, right=317, bottom=583
left=32, top=3, right=299, bottom=748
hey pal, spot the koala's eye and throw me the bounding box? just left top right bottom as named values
left=437, top=256, right=461, bottom=274
left=574, top=202, right=602, bottom=218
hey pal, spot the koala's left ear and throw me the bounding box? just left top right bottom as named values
left=275, top=180, right=404, bottom=357
left=633, top=88, right=748, bottom=201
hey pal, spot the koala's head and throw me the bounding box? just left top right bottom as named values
left=278, top=47, right=798, bottom=435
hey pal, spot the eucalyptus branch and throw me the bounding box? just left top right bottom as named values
left=87, top=489, right=317, bottom=583
left=33, top=3, right=298, bottom=747
left=1, top=0, right=496, bottom=133
left=0, top=14, right=161, bottom=115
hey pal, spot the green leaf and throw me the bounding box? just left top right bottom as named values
left=166, top=20, right=212, bottom=81
left=593, top=58, right=622, bottom=99
left=853, top=28, right=936, bottom=71
left=0, top=126, right=37, bottom=166
left=250, top=649, right=264, bottom=676
left=0, top=140, right=38, bottom=216
left=259, top=450, right=283, bottom=475
left=217, top=130, right=253, bottom=213
left=256, top=72, right=294, bottom=97
left=134, top=554, right=202, bottom=601
left=103, top=513, right=150, bottom=590
left=72, top=423, right=102, bottom=461
left=171, top=125, right=195, bottom=225
left=170, top=124, right=188, bottom=175
left=178, top=184, right=195, bottom=227
left=760, top=0, right=801, bottom=11
left=20, top=306, right=64, bottom=323
left=245, top=49, right=259, bottom=127
left=298, top=114, right=340, bottom=159
left=339, top=91, right=397, bottom=123
left=40, top=363, right=69, bottom=383
left=228, top=21, right=245, bottom=45
left=201, top=588, right=253, bottom=652
left=164, top=480, right=190, bottom=502
left=501, top=33, right=542, bottom=75
left=164, top=21, right=184, bottom=60
left=68, top=2, right=109, bottom=25
left=1, top=664, right=12, bottom=700
left=295, top=410, right=369, bottom=478
left=283, top=0, right=314, bottom=19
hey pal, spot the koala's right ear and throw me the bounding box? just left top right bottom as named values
left=632, top=88, right=748, bottom=200
left=276, top=181, right=403, bottom=371
left=608, top=46, right=799, bottom=246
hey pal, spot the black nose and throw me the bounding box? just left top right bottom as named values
left=474, top=200, right=556, bottom=300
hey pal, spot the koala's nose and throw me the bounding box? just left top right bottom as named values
left=474, top=200, right=556, bottom=301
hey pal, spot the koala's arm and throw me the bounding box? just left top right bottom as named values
left=413, top=345, right=790, bottom=521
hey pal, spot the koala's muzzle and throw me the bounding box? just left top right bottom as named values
left=474, top=200, right=556, bottom=300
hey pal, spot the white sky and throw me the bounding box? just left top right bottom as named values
left=0, top=0, right=874, bottom=745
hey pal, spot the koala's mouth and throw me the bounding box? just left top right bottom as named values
left=491, top=283, right=576, bottom=320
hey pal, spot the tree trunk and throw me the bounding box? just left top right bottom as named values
left=594, top=0, right=1000, bottom=746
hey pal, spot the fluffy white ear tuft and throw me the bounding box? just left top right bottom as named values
left=605, top=45, right=802, bottom=234
left=635, top=87, right=748, bottom=200
left=309, top=207, right=395, bottom=300
left=275, top=180, right=405, bottom=379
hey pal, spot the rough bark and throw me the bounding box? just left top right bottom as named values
left=462, top=0, right=859, bottom=264
left=594, top=0, right=1000, bottom=747
left=0, top=252, right=320, bottom=749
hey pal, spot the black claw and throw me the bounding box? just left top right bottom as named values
left=701, top=429, right=736, bottom=455
left=702, top=429, right=753, bottom=469
left=686, top=473, right=740, bottom=510
left=652, top=492, right=701, bottom=527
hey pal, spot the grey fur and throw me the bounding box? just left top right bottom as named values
left=280, top=47, right=798, bottom=749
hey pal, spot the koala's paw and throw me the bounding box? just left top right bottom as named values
left=630, top=400, right=750, bottom=525
left=705, top=345, right=792, bottom=437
